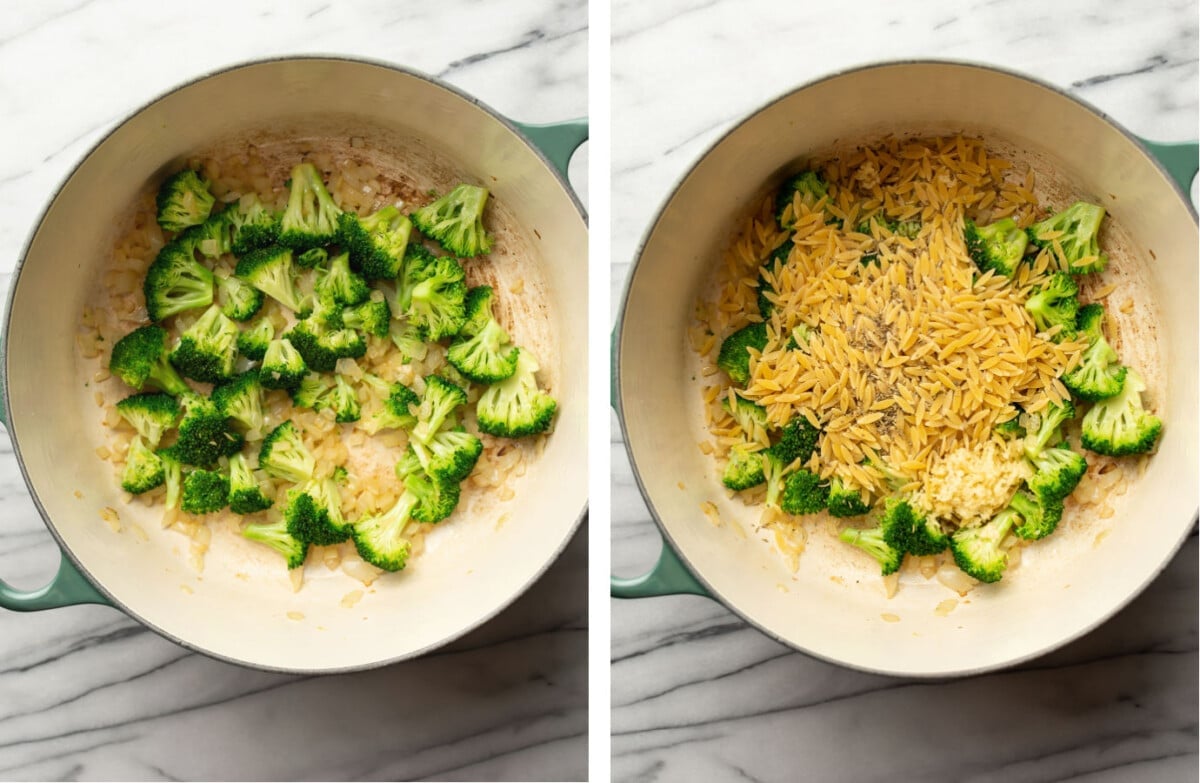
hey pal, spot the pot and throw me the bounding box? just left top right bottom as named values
left=614, top=61, right=1197, bottom=677
left=0, top=57, right=588, bottom=673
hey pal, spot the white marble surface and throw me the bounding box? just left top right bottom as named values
left=0, top=2, right=587, bottom=781
left=611, top=1, right=1198, bottom=781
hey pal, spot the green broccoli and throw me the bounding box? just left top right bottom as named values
left=228, top=194, right=281, bottom=255
left=294, top=371, right=359, bottom=423
left=780, top=470, right=828, bottom=515
left=1024, top=272, right=1079, bottom=341
left=259, top=337, right=308, bottom=391
left=389, top=319, right=429, bottom=365
left=1027, top=446, right=1087, bottom=503
left=342, top=299, right=392, bottom=338
left=237, top=316, right=275, bottom=361
left=722, top=443, right=766, bottom=490
left=181, top=468, right=230, bottom=515
left=1062, top=303, right=1126, bottom=401
left=446, top=287, right=518, bottom=383
left=826, top=477, right=871, bottom=518
left=883, top=497, right=949, bottom=555
left=227, top=452, right=273, bottom=515
left=235, top=245, right=309, bottom=314
left=285, top=477, right=349, bottom=546
left=365, top=381, right=420, bottom=434
left=411, top=184, right=493, bottom=258
left=173, top=392, right=244, bottom=467
left=1008, top=489, right=1063, bottom=541
left=169, top=305, right=240, bottom=384
left=994, top=408, right=1027, bottom=440
left=330, top=376, right=361, bottom=423
left=404, top=252, right=468, bottom=340
left=1023, top=399, right=1076, bottom=460
left=838, top=522, right=905, bottom=576
left=722, top=394, right=769, bottom=438
left=121, top=437, right=166, bottom=494
left=291, top=373, right=335, bottom=411
left=864, top=454, right=911, bottom=492
left=242, top=516, right=307, bottom=569
left=143, top=241, right=215, bottom=322
left=286, top=316, right=365, bottom=373
left=109, top=325, right=191, bottom=396
left=258, top=421, right=315, bottom=483
left=409, top=428, right=482, bottom=484
left=158, top=447, right=183, bottom=509
left=411, top=375, right=468, bottom=444
left=762, top=417, right=821, bottom=510
left=314, top=251, right=369, bottom=306
left=403, top=467, right=461, bottom=524
left=339, top=205, right=412, bottom=280
left=775, top=171, right=828, bottom=230
left=964, top=216, right=1028, bottom=277
left=1080, top=368, right=1162, bottom=456
left=215, top=272, right=264, bottom=322
left=179, top=210, right=234, bottom=260
left=950, top=508, right=1019, bottom=583
left=115, top=392, right=179, bottom=448
left=295, top=247, right=329, bottom=269
left=716, top=322, right=769, bottom=386
left=394, top=244, right=437, bottom=312
left=278, top=162, right=343, bottom=250
left=156, top=170, right=215, bottom=232
left=476, top=348, right=558, bottom=438
left=1028, top=201, right=1107, bottom=274
left=352, top=492, right=419, bottom=572
left=211, top=370, right=265, bottom=434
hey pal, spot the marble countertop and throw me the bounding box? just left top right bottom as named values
left=0, top=2, right=587, bottom=781
left=611, top=1, right=1198, bottom=781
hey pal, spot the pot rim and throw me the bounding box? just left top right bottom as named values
left=3, top=54, right=588, bottom=674
left=615, top=57, right=1198, bottom=678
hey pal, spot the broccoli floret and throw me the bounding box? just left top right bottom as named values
left=716, top=322, right=769, bottom=386
left=780, top=470, right=828, bottom=515
left=286, top=317, right=366, bottom=373
left=838, top=523, right=905, bottom=576
left=285, top=477, right=350, bottom=546
left=389, top=319, right=429, bottom=365
left=1027, top=446, right=1088, bottom=503
left=121, top=437, right=166, bottom=494
left=227, top=452, right=273, bottom=515
left=110, top=325, right=191, bottom=396
left=174, top=393, right=244, bottom=467
left=762, top=417, right=821, bottom=509
left=158, top=447, right=183, bottom=509
left=314, top=251, right=369, bottom=306
left=365, top=381, right=420, bottom=434
left=342, top=299, right=391, bottom=338
left=405, top=252, right=468, bottom=340
left=143, top=241, right=215, bottom=322
left=881, top=497, right=948, bottom=556
left=211, top=370, right=265, bottom=434
left=721, top=394, right=768, bottom=438
left=1028, top=202, right=1107, bottom=274
left=235, top=245, right=309, bottom=314
left=476, top=348, right=557, bottom=438
left=339, top=205, right=413, bottom=280
left=330, top=376, right=361, bottom=423
left=950, top=508, right=1019, bottom=583
left=237, top=316, right=274, bottom=361
left=775, top=170, right=828, bottom=230
left=179, top=211, right=234, bottom=260
left=294, top=371, right=360, bottom=422
left=169, top=305, right=240, bottom=384
left=722, top=443, right=766, bottom=490
left=228, top=194, right=281, bottom=255
left=1024, top=272, right=1079, bottom=342
left=258, top=421, right=315, bottom=483
left=242, top=516, right=307, bottom=569
left=278, top=162, right=343, bottom=250
left=215, top=272, right=264, bottom=322
left=1023, top=399, right=1076, bottom=460
left=409, top=428, right=482, bottom=484
left=864, top=454, right=911, bottom=492
left=295, top=247, right=328, bottom=269
left=1063, top=303, right=1126, bottom=401
left=115, top=392, right=179, bottom=448
left=156, top=169, right=215, bottom=232
left=994, top=407, right=1027, bottom=440
left=411, top=184, right=493, bottom=258
left=403, top=466, right=461, bottom=524
left=446, top=287, right=517, bottom=383
left=352, top=493, right=418, bottom=572
left=1080, top=368, right=1162, bottom=456
left=259, top=337, right=307, bottom=391
left=826, top=477, right=871, bottom=518
left=411, top=375, right=468, bottom=444
left=964, top=216, right=1028, bottom=277
left=181, top=469, right=230, bottom=515
left=1008, top=489, right=1063, bottom=541
left=291, top=373, right=335, bottom=411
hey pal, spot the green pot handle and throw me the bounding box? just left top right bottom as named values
left=612, top=533, right=710, bottom=598
left=1139, top=138, right=1199, bottom=198
left=512, top=118, right=588, bottom=179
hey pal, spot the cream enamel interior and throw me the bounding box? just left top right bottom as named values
left=7, top=59, right=587, bottom=671
left=619, top=63, right=1197, bottom=676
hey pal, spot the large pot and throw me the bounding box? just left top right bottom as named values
left=0, top=57, right=588, bottom=673
left=614, top=61, right=1197, bottom=677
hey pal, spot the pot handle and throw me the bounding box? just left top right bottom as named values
left=512, top=119, right=588, bottom=179
left=1139, top=138, right=1199, bottom=199
left=611, top=534, right=710, bottom=598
